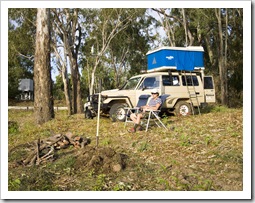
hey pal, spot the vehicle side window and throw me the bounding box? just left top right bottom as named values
left=204, top=76, right=214, bottom=89
left=139, top=76, right=159, bottom=90
left=162, top=75, right=180, bottom=86
left=182, top=75, right=199, bottom=86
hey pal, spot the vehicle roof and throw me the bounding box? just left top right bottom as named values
left=130, top=70, right=202, bottom=79
left=130, top=72, right=169, bottom=79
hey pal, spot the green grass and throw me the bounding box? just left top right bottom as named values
left=7, top=107, right=243, bottom=191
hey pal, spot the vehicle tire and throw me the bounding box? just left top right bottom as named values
left=174, top=101, right=192, bottom=116
left=85, top=109, right=93, bottom=119
left=109, top=103, right=128, bottom=122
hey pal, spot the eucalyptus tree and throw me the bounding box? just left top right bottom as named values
left=106, top=8, right=152, bottom=87
left=52, top=8, right=83, bottom=114
left=215, top=8, right=228, bottom=105
left=152, top=8, right=196, bottom=47
left=220, top=8, right=243, bottom=107
left=151, top=8, right=176, bottom=47
left=8, top=8, right=36, bottom=99
left=80, top=8, right=145, bottom=95
left=151, top=8, right=243, bottom=107
left=34, top=8, right=54, bottom=124
left=52, top=42, right=72, bottom=115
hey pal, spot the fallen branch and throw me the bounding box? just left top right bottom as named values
left=21, top=132, right=91, bottom=166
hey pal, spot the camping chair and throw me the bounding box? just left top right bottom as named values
left=143, top=94, right=170, bottom=132
left=124, top=94, right=151, bottom=128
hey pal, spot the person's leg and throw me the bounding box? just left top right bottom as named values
left=131, top=113, right=144, bottom=131
left=128, top=113, right=141, bottom=133
left=136, top=113, right=143, bottom=125
left=130, top=113, right=137, bottom=123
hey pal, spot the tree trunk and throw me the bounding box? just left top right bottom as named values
left=34, top=8, right=54, bottom=124
left=52, top=8, right=83, bottom=114
left=182, top=8, right=188, bottom=46
left=61, top=63, right=72, bottom=116
left=159, top=9, right=175, bottom=46
left=70, top=59, right=78, bottom=114
left=182, top=9, right=194, bottom=46
left=53, top=37, right=73, bottom=116
left=216, top=8, right=227, bottom=105
left=224, top=9, right=229, bottom=106
left=204, top=35, right=215, bottom=65
left=76, top=63, right=83, bottom=113
left=62, top=40, right=72, bottom=115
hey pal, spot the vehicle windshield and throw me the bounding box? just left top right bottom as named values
left=120, top=77, right=141, bottom=90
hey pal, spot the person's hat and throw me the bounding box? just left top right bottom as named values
left=151, top=88, right=159, bottom=94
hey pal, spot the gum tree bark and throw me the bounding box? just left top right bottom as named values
left=215, top=8, right=228, bottom=105
left=34, top=8, right=54, bottom=124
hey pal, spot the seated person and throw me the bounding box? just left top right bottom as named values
left=128, top=89, right=162, bottom=133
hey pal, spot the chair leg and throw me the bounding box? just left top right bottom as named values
left=153, top=113, right=167, bottom=130
left=124, top=109, right=132, bottom=129
left=145, top=111, right=152, bottom=132
left=146, top=111, right=168, bottom=131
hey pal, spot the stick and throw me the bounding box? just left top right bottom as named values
left=36, top=138, right=40, bottom=165
left=96, top=93, right=101, bottom=147
left=40, top=146, right=54, bottom=159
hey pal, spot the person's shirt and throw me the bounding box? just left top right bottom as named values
left=148, top=97, right=162, bottom=108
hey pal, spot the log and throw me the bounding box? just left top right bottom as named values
left=41, top=146, right=54, bottom=159
left=29, top=155, right=37, bottom=165
left=63, top=139, right=70, bottom=145
left=74, top=136, right=81, bottom=141
left=23, top=151, right=37, bottom=165
left=65, top=132, right=74, bottom=140
left=43, top=135, right=64, bottom=147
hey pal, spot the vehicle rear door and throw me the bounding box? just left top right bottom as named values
left=203, top=76, right=216, bottom=103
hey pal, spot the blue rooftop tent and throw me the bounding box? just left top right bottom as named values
left=146, top=46, right=204, bottom=72
left=146, top=46, right=205, bottom=116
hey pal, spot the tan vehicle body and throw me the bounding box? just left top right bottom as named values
left=84, top=70, right=215, bottom=121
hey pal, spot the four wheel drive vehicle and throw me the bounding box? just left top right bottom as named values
left=84, top=69, right=216, bottom=122
left=84, top=46, right=216, bottom=122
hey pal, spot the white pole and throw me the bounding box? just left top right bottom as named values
left=96, top=93, right=101, bottom=147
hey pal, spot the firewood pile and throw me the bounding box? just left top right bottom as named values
left=21, top=132, right=90, bottom=166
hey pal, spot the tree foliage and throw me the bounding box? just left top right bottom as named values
left=152, top=8, right=243, bottom=106
left=8, top=8, right=243, bottom=108
left=8, top=8, right=36, bottom=99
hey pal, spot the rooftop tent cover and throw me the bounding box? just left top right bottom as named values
left=146, top=46, right=204, bottom=72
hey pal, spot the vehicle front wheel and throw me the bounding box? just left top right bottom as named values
left=85, top=109, right=93, bottom=119
left=174, top=101, right=192, bottom=116
left=109, top=103, right=128, bottom=122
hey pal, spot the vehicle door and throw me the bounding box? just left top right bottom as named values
left=136, top=76, right=161, bottom=105
left=203, top=76, right=216, bottom=103
left=162, top=74, right=184, bottom=97
left=119, top=76, right=142, bottom=107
